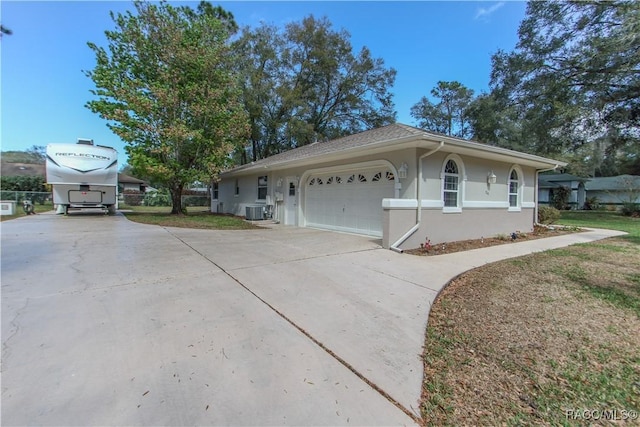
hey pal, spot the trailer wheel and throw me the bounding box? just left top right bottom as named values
left=107, top=205, right=116, bottom=215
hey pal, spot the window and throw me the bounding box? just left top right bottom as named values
left=257, top=176, right=267, bottom=200
left=327, top=176, right=334, bottom=184
left=443, top=159, right=459, bottom=208
left=289, top=182, right=296, bottom=196
left=372, top=172, right=382, bottom=182
left=235, top=179, right=239, bottom=196
left=509, top=169, right=519, bottom=208
left=212, top=182, right=219, bottom=200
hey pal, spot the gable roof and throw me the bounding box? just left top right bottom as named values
left=538, top=173, right=589, bottom=189
left=223, top=123, right=566, bottom=177
left=586, top=175, right=640, bottom=191
left=539, top=173, right=589, bottom=183
left=118, top=173, right=147, bottom=185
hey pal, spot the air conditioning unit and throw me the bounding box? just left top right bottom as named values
left=245, top=205, right=264, bottom=220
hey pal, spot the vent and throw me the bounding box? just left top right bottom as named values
left=245, top=206, right=264, bottom=220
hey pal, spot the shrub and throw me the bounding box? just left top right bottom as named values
left=538, top=206, right=561, bottom=224
left=620, top=202, right=640, bottom=217
left=143, top=189, right=171, bottom=206
left=122, top=190, right=144, bottom=206
left=583, top=196, right=600, bottom=210
left=552, top=185, right=571, bottom=210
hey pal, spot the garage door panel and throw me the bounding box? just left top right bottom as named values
left=305, top=169, right=394, bottom=238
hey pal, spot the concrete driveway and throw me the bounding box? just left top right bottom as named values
left=1, top=213, right=624, bottom=426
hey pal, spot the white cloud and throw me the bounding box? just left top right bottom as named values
left=474, top=2, right=505, bottom=21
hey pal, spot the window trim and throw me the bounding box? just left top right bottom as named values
left=257, top=175, right=268, bottom=201
left=441, top=154, right=465, bottom=213
left=508, top=165, right=523, bottom=212
left=212, top=182, right=219, bottom=200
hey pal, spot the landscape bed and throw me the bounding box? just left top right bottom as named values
left=406, top=225, right=581, bottom=256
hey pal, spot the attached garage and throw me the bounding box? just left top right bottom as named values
left=214, top=123, right=566, bottom=250
left=304, top=167, right=395, bottom=237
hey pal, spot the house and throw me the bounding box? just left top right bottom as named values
left=117, top=173, right=148, bottom=193
left=213, top=123, right=566, bottom=251
left=538, top=173, right=588, bottom=209
left=538, top=173, right=640, bottom=209
left=585, top=175, right=640, bottom=207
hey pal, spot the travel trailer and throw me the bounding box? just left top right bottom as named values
left=46, top=139, right=118, bottom=214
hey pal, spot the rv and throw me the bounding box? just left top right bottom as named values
left=46, top=139, right=118, bottom=214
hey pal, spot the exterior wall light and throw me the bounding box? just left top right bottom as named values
left=398, top=162, right=408, bottom=179
left=487, top=171, right=497, bottom=185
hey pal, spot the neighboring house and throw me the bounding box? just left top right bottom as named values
left=118, top=173, right=148, bottom=193
left=538, top=173, right=588, bottom=209
left=214, top=123, right=566, bottom=250
left=586, top=175, right=640, bottom=206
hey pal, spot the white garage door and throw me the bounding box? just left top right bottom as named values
left=304, top=168, right=395, bottom=237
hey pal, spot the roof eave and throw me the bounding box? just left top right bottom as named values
left=221, top=132, right=566, bottom=178
left=221, top=134, right=434, bottom=177
left=436, top=136, right=567, bottom=169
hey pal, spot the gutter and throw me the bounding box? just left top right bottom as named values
left=390, top=140, right=445, bottom=253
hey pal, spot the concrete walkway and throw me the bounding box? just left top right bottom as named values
left=1, top=212, right=625, bottom=426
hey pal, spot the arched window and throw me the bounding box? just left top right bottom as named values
left=443, top=159, right=460, bottom=208
left=509, top=169, right=519, bottom=208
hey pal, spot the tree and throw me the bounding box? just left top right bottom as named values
left=85, top=1, right=249, bottom=214
left=232, top=23, right=290, bottom=162
left=0, top=146, right=46, bottom=164
left=233, top=15, right=397, bottom=162
left=488, top=0, right=640, bottom=171
left=410, top=81, right=474, bottom=139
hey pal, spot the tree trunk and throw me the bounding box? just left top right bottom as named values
left=170, top=185, right=184, bottom=214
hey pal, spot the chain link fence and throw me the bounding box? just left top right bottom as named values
left=119, top=190, right=211, bottom=209
left=0, top=190, right=210, bottom=210
left=0, top=191, right=52, bottom=204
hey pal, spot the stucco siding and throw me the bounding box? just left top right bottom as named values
left=419, top=154, right=536, bottom=209
left=386, top=207, right=535, bottom=249
left=215, top=125, right=551, bottom=249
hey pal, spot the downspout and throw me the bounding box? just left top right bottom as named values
left=534, top=165, right=559, bottom=226
left=390, top=140, right=445, bottom=253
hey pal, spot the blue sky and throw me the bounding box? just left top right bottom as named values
left=1, top=1, right=526, bottom=166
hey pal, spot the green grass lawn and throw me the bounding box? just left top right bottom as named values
left=121, top=205, right=259, bottom=230
left=559, top=210, right=639, bottom=239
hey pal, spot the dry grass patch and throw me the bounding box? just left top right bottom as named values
left=421, top=237, right=640, bottom=426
